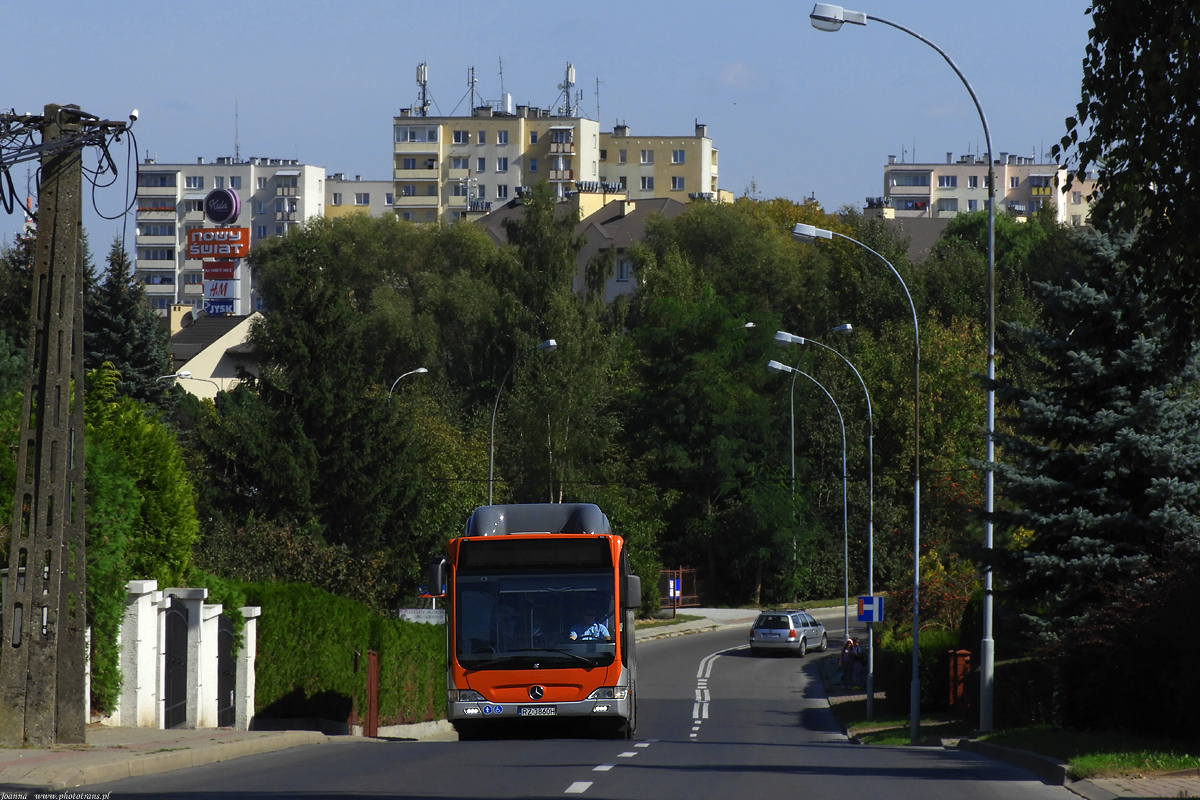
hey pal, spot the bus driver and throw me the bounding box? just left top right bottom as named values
left=569, top=607, right=612, bottom=642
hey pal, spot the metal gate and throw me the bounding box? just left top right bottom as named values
left=164, top=597, right=188, bottom=729
left=217, top=615, right=236, bottom=727
left=659, top=568, right=700, bottom=610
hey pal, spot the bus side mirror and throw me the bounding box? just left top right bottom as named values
left=623, top=574, right=642, bottom=609
left=427, top=557, right=447, bottom=597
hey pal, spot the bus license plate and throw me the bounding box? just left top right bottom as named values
left=518, top=706, right=556, bottom=717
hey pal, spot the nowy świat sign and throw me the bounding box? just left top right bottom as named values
left=187, top=228, right=249, bottom=259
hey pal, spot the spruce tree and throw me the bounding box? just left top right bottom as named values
left=84, top=235, right=173, bottom=407
left=992, top=231, right=1200, bottom=641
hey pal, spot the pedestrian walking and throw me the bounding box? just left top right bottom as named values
left=838, top=638, right=856, bottom=686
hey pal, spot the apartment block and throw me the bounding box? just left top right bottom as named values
left=881, top=151, right=1096, bottom=226
left=134, top=157, right=325, bottom=316
left=599, top=123, right=719, bottom=201
left=326, top=174, right=395, bottom=219
left=393, top=104, right=720, bottom=222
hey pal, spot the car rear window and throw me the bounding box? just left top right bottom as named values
left=755, top=614, right=791, bottom=630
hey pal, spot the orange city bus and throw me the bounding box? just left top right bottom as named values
left=429, top=503, right=642, bottom=740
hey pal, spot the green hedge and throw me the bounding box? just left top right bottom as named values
left=874, top=627, right=961, bottom=714
left=242, top=581, right=445, bottom=725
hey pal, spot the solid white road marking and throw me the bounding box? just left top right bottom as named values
left=565, top=782, right=592, bottom=794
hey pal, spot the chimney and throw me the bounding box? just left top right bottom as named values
left=946, top=152, right=953, bottom=164
left=695, top=121, right=707, bottom=138
left=197, top=157, right=204, bottom=164
left=613, top=124, right=629, bottom=137
left=888, top=155, right=897, bottom=165
left=517, top=105, right=528, bottom=118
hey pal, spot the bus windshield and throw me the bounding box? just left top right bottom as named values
left=456, top=572, right=616, bottom=671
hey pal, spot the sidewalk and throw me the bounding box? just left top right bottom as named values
left=0, top=720, right=454, bottom=792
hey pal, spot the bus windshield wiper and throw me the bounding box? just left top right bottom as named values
left=463, top=648, right=597, bottom=670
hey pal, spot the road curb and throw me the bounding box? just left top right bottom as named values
left=956, top=738, right=1069, bottom=785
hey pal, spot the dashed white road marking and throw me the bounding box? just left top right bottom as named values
left=618, top=751, right=638, bottom=758
left=565, top=781, right=592, bottom=794
left=635, top=742, right=650, bottom=748
left=593, top=764, right=614, bottom=772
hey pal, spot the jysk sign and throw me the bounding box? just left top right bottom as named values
left=187, top=228, right=249, bottom=259
left=204, top=187, right=241, bottom=225
left=204, top=298, right=235, bottom=315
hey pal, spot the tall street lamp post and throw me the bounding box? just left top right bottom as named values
left=157, top=370, right=221, bottom=394
left=776, top=329, right=877, bottom=718
left=808, top=2, right=997, bottom=733
left=388, top=367, right=429, bottom=400
left=767, top=360, right=848, bottom=643
left=793, top=222, right=921, bottom=741
left=489, top=339, right=557, bottom=505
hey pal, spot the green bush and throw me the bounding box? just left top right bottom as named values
left=243, top=581, right=445, bottom=726
left=874, top=626, right=961, bottom=714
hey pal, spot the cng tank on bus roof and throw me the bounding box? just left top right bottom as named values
left=465, top=503, right=610, bottom=537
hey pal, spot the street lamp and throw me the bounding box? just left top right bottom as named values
left=488, top=338, right=557, bottom=505
left=776, top=328, right=877, bottom=718
left=793, top=221, right=921, bottom=741
left=808, top=2, right=997, bottom=734
left=157, top=370, right=220, bottom=393
left=767, top=360, right=848, bottom=643
left=387, top=367, right=428, bottom=401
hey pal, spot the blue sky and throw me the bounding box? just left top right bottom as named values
left=2, top=0, right=1093, bottom=246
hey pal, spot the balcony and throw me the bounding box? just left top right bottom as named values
left=276, top=211, right=298, bottom=221
left=549, top=170, right=574, bottom=182
left=137, top=206, right=177, bottom=219
left=393, top=194, right=440, bottom=208
left=142, top=281, right=176, bottom=296
left=135, top=185, right=179, bottom=197
left=468, top=200, right=492, bottom=213
left=1031, top=186, right=1053, bottom=197
left=136, top=234, right=176, bottom=246
left=550, top=142, right=575, bottom=154
left=183, top=283, right=203, bottom=297
left=276, top=187, right=299, bottom=197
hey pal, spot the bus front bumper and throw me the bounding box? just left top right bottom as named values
left=448, top=696, right=631, bottom=721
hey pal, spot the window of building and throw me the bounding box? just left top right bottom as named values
left=355, top=193, right=369, bottom=205
left=185, top=199, right=204, bottom=213
left=255, top=201, right=266, bottom=214
left=331, top=193, right=342, bottom=205
left=275, top=225, right=284, bottom=236
left=478, top=185, right=486, bottom=199
left=641, top=176, right=654, bottom=191
left=153, top=298, right=169, bottom=310
left=256, top=225, right=267, bottom=238
left=477, top=157, right=486, bottom=172
left=402, top=158, right=417, bottom=170
left=214, top=176, right=225, bottom=189
left=530, top=130, right=538, bottom=144
left=183, top=272, right=204, bottom=284
left=968, top=199, right=979, bottom=212
left=142, top=199, right=174, bottom=210
left=385, top=192, right=394, bottom=205
left=142, top=271, right=174, bottom=285
left=257, top=177, right=267, bottom=189
left=599, top=149, right=607, bottom=161
left=276, top=175, right=298, bottom=188
left=1071, top=214, right=1082, bottom=227
left=427, top=184, right=437, bottom=196
left=640, top=150, right=654, bottom=164
left=140, top=248, right=174, bottom=260
left=229, top=176, right=242, bottom=190
left=275, top=200, right=285, bottom=213
left=937, top=198, right=959, bottom=213
left=671, top=176, right=684, bottom=191
left=617, top=258, right=632, bottom=282
left=938, top=175, right=957, bottom=188
left=672, top=150, right=685, bottom=164
left=185, top=176, right=203, bottom=189
left=453, top=130, right=469, bottom=144
left=497, top=130, right=509, bottom=145
left=137, top=172, right=176, bottom=187
left=402, top=211, right=414, bottom=221
left=529, top=158, right=537, bottom=173
left=497, top=157, right=508, bottom=172
left=497, top=185, right=508, bottom=199
left=452, top=156, right=469, bottom=170
left=967, top=175, right=979, bottom=189
left=452, top=183, right=468, bottom=197
left=897, top=199, right=928, bottom=211
left=1010, top=176, right=1020, bottom=189
left=140, top=223, right=175, bottom=237
left=618, top=176, right=627, bottom=189
left=1072, top=191, right=1083, bottom=204
left=402, top=184, right=416, bottom=197
left=890, top=173, right=930, bottom=186
left=427, top=211, right=437, bottom=221
left=395, top=126, right=439, bottom=143
left=618, top=150, right=627, bottom=164
left=478, top=130, right=487, bottom=144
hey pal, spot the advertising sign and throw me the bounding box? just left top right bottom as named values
left=204, top=188, right=241, bottom=225
left=204, top=298, right=235, bottom=315
left=204, top=261, right=236, bottom=280
left=187, top=228, right=249, bottom=259
left=204, top=280, right=240, bottom=299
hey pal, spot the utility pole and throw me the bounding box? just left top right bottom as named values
left=0, top=103, right=128, bottom=746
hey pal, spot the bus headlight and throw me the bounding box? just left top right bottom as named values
left=448, top=689, right=486, bottom=703
left=586, top=686, right=629, bottom=701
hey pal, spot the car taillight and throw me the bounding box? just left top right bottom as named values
left=788, top=628, right=797, bottom=642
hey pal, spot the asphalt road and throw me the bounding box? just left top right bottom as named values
left=88, top=621, right=1074, bottom=800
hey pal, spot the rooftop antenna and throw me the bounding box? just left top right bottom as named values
left=574, top=89, right=584, bottom=118
left=595, top=76, right=603, bottom=124
left=498, top=56, right=505, bottom=98
left=468, top=66, right=478, bottom=112
left=556, top=62, right=576, bottom=116
left=234, top=96, right=240, bottom=161
left=416, top=62, right=431, bottom=117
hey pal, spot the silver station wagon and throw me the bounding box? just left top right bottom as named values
left=748, top=610, right=828, bottom=657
